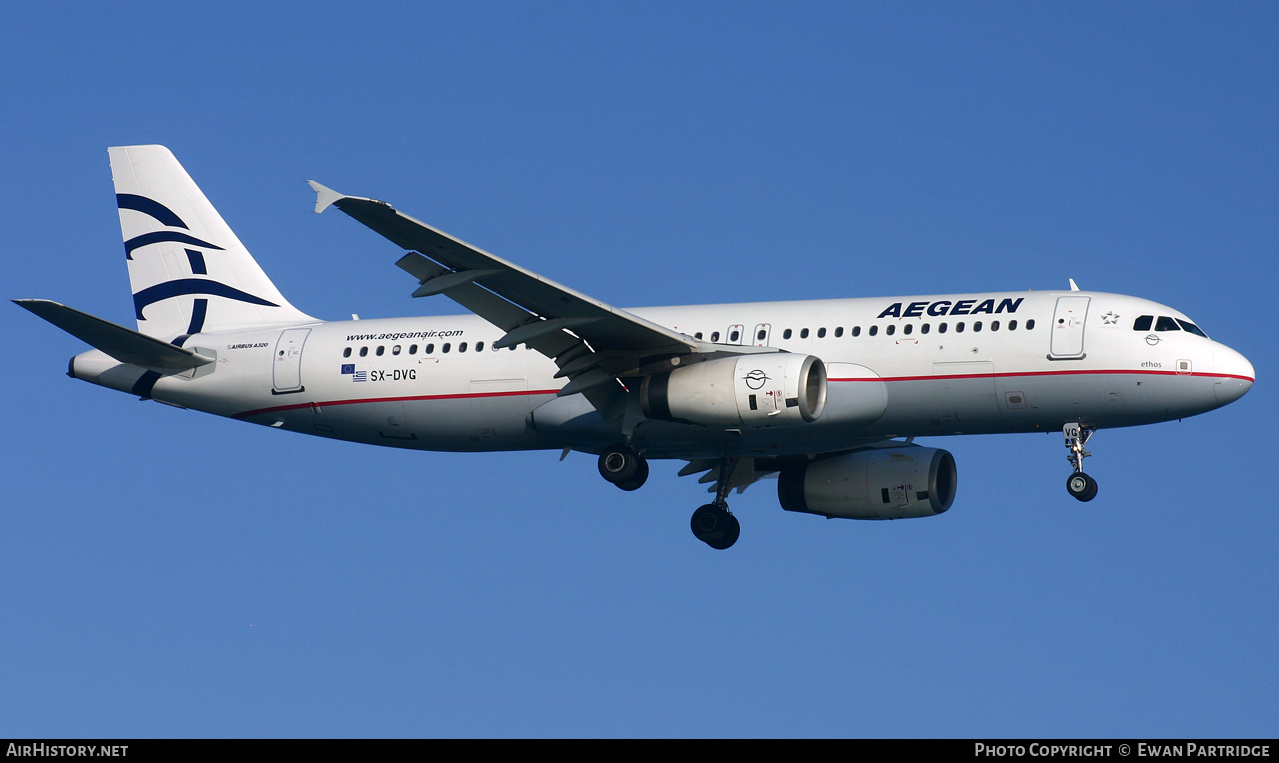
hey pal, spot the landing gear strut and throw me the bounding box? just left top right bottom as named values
left=598, top=445, right=648, bottom=492
left=1064, top=422, right=1099, bottom=502
left=690, top=458, right=741, bottom=550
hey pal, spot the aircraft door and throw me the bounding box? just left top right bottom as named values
left=1049, top=297, right=1090, bottom=359
left=933, top=361, right=1000, bottom=428
left=753, top=323, right=772, bottom=347
left=272, top=328, right=310, bottom=393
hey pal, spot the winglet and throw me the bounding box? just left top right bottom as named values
left=308, top=180, right=345, bottom=214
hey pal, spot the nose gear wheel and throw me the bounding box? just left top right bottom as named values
left=1066, top=472, right=1098, bottom=502
left=1063, top=423, right=1099, bottom=502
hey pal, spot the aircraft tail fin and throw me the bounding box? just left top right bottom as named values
left=109, top=145, right=316, bottom=337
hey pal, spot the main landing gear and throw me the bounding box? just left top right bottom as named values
left=690, top=459, right=741, bottom=550
left=598, top=445, right=649, bottom=492
left=1064, top=422, right=1099, bottom=502
left=595, top=446, right=740, bottom=550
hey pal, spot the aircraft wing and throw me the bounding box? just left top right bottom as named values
left=309, top=182, right=718, bottom=420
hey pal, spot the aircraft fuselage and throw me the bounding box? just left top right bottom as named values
left=70, top=289, right=1253, bottom=460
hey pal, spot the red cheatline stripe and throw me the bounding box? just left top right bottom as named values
left=236, top=368, right=1254, bottom=420
left=829, top=368, right=1254, bottom=383
left=234, top=388, right=560, bottom=419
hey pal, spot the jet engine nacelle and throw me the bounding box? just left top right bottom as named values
left=640, top=354, right=827, bottom=428
left=778, top=446, right=957, bottom=520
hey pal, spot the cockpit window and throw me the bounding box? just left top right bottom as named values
left=1133, top=315, right=1153, bottom=331
left=1155, top=316, right=1181, bottom=332
left=1176, top=319, right=1208, bottom=338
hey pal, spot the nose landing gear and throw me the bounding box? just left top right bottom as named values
left=1064, top=423, right=1099, bottom=502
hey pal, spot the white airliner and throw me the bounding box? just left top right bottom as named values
left=16, top=145, right=1255, bottom=549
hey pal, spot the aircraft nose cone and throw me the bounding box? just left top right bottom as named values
left=1212, top=346, right=1255, bottom=406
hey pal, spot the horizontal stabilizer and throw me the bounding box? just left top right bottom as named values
left=14, top=299, right=214, bottom=370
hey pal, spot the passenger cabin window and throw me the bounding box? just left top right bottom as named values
left=783, top=329, right=792, bottom=339
left=343, top=347, right=352, bottom=358
left=834, top=327, right=844, bottom=337
left=800, top=328, right=810, bottom=339
left=817, top=327, right=826, bottom=338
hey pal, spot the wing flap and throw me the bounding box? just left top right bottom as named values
left=681, top=458, right=777, bottom=495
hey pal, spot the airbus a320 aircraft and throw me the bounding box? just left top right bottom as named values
left=17, top=146, right=1255, bottom=549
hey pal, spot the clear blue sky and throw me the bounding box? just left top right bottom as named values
left=2, top=2, right=1275, bottom=738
